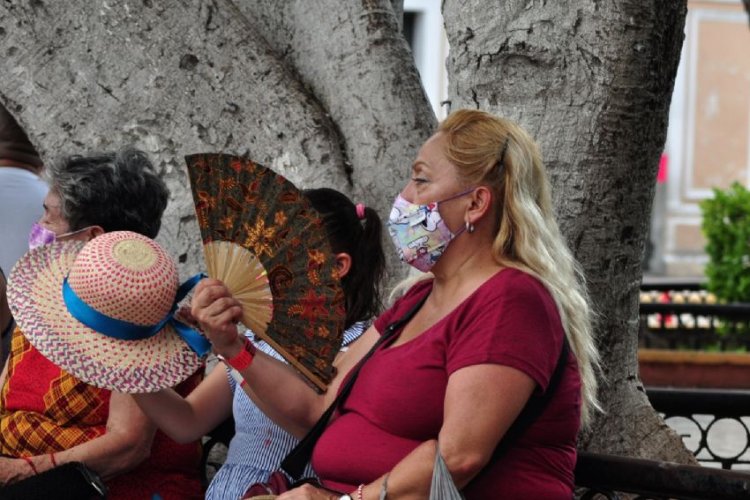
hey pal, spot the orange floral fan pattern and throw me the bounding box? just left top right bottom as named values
left=185, top=153, right=346, bottom=391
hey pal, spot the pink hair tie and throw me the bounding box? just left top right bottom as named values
left=355, top=203, right=366, bottom=220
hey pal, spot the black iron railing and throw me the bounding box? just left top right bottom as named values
left=647, top=387, right=750, bottom=470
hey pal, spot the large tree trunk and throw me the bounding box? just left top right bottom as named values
left=0, top=0, right=433, bottom=284
left=443, top=0, right=694, bottom=462
left=233, top=0, right=435, bottom=278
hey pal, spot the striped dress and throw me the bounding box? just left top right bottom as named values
left=206, top=321, right=368, bottom=500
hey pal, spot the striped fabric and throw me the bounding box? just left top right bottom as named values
left=206, top=320, right=368, bottom=500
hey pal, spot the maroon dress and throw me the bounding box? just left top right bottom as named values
left=312, top=269, right=581, bottom=499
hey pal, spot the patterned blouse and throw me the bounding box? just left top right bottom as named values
left=206, top=320, right=368, bottom=500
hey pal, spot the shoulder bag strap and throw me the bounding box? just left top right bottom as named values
left=492, top=337, right=570, bottom=459
left=282, top=293, right=429, bottom=479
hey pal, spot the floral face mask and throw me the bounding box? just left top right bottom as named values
left=387, top=189, right=473, bottom=272
left=28, top=223, right=90, bottom=250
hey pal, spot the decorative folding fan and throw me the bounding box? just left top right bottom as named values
left=185, top=153, right=346, bottom=392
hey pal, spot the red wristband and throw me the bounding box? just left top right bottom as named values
left=22, top=456, right=38, bottom=475
left=221, top=336, right=256, bottom=371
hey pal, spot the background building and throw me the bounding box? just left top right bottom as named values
left=654, top=0, right=750, bottom=276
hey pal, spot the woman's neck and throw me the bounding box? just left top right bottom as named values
left=429, top=236, right=503, bottom=307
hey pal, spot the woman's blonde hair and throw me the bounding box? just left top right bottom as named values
left=438, top=109, right=600, bottom=425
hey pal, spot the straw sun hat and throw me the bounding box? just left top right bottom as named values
left=7, top=231, right=209, bottom=393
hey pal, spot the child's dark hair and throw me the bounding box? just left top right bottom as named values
left=303, top=188, right=385, bottom=328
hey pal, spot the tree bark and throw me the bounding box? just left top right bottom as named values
left=443, top=0, right=694, bottom=462
left=391, top=0, right=404, bottom=31
left=0, top=0, right=352, bottom=277
left=233, top=0, right=436, bottom=280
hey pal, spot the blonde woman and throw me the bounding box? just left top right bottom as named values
left=193, top=109, right=599, bottom=499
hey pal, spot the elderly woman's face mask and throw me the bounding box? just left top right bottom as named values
left=29, top=190, right=90, bottom=250
left=28, top=223, right=90, bottom=250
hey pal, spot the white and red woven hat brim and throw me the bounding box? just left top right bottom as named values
left=8, top=239, right=203, bottom=393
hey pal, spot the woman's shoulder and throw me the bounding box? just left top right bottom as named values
left=484, top=267, right=549, bottom=296
left=469, top=268, right=557, bottom=314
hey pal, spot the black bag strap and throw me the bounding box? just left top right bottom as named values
left=493, top=337, right=570, bottom=458
left=281, top=294, right=429, bottom=479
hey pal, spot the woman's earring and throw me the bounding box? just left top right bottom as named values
left=465, top=221, right=475, bottom=234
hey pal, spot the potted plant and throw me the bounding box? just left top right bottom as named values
left=638, top=182, right=750, bottom=388
left=700, top=182, right=750, bottom=304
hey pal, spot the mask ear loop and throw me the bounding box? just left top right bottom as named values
left=56, top=226, right=92, bottom=240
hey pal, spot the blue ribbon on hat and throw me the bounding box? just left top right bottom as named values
left=62, top=272, right=211, bottom=356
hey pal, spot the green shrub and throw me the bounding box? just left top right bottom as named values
left=700, top=182, right=750, bottom=303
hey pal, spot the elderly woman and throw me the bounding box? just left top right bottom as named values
left=193, top=109, right=600, bottom=499
left=0, top=149, right=203, bottom=499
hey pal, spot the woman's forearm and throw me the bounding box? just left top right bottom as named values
left=231, top=327, right=382, bottom=438
left=37, top=425, right=154, bottom=480
left=192, top=278, right=380, bottom=437
left=356, top=439, right=480, bottom=500
left=132, top=366, right=233, bottom=444
left=230, top=342, right=328, bottom=438
left=20, top=393, right=157, bottom=480
left=132, top=389, right=213, bottom=444
left=359, top=440, right=436, bottom=500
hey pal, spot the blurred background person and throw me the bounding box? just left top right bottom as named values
left=0, top=104, right=48, bottom=366
left=0, top=104, right=48, bottom=275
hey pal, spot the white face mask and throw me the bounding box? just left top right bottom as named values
left=386, top=189, right=473, bottom=272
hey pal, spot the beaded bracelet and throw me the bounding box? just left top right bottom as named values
left=357, top=484, right=365, bottom=500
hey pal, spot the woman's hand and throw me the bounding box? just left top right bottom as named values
left=0, top=456, right=34, bottom=485
left=191, top=277, right=244, bottom=357
left=276, top=483, right=341, bottom=500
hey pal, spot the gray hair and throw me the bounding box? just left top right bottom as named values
left=47, top=148, right=169, bottom=238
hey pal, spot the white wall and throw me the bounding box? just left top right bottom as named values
left=403, top=0, right=449, bottom=119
